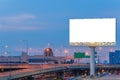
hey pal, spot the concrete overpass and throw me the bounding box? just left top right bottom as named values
left=0, top=64, right=120, bottom=80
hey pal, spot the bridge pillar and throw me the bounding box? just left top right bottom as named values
left=56, top=72, right=64, bottom=80
left=89, top=46, right=96, bottom=78
left=26, top=76, right=34, bottom=80
left=74, top=70, right=79, bottom=77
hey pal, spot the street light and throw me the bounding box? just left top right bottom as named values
left=4, top=44, right=9, bottom=63
left=20, top=40, right=29, bottom=55
left=19, top=40, right=29, bottom=64
left=24, top=40, right=28, bottom=54
left=64, top=49, right=69, bottom=64
left=85, top=51, right=89, bottom=63
left=3, top=47, right=12, bottom=79
left=8, top=51, right=12, bottom=80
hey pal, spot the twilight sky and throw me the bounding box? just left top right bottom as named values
left=0, top=0, right=120, bottom=60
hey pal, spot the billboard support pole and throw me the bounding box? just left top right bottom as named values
left=89, top=46, right=96, bottom=78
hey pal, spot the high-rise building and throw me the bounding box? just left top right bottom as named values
left=109, top=50, right=120, bottom=64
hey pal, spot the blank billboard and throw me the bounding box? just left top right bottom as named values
left=69, top=18, right=116, bottom=46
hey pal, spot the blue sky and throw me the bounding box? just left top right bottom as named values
left=0, top=0, right=120, bottom=58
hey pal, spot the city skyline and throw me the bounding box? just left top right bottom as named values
left=0, top=0, right=120, bottom=58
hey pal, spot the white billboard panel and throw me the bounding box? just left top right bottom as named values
left=69, top=18, right=116, bottom=46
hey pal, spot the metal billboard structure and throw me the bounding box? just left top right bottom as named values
left=69, top=18, right=116, bottom=77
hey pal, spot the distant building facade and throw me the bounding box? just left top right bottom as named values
left=109, top=50, right=120, bottom=64
left=0, top=51, right=28, bottom=63
left=0, top=48, right=66, bottom=64
left=28, top=48, right=65, bottom=64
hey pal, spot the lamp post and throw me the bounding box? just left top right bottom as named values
left=23, top=40, right=28, bottom=54
left=64, top=49, right=69, bottom=64
left=20, top=40, right=29, bottom=55
left=4, top=51, right=11, bottom=80
left=9, top=52, right=12, bottom=80
left=20, top=40, right=29, bottom=64
left=85, top=51, right=89, bottom=63
left=62, top=49, right=69, bottom=79
left=4, top=44, right=9, bottom=63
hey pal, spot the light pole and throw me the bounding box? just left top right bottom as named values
left=23, top=40, right=28, bottom=54
left=4, top=46, right=12, bottom=80
left=19, top=40, right=29, bottom=64
left=4, top=44, right=9, bottom=63
left=85, top=51, right=89, bottom=63
left=20, top=40, right=29, bottom=55
left=8, top=52, right=12, bottom=80
left=64, top=49, right=69, bottom=64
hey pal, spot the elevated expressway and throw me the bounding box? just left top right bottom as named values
left=0, top=64, right=120, bottom=80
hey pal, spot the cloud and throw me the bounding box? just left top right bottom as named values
left=1, top=14, right=36, bottom=23
left=0, top=25, right=43, bottom=31
left=0, top=14, right=43, bottom=31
